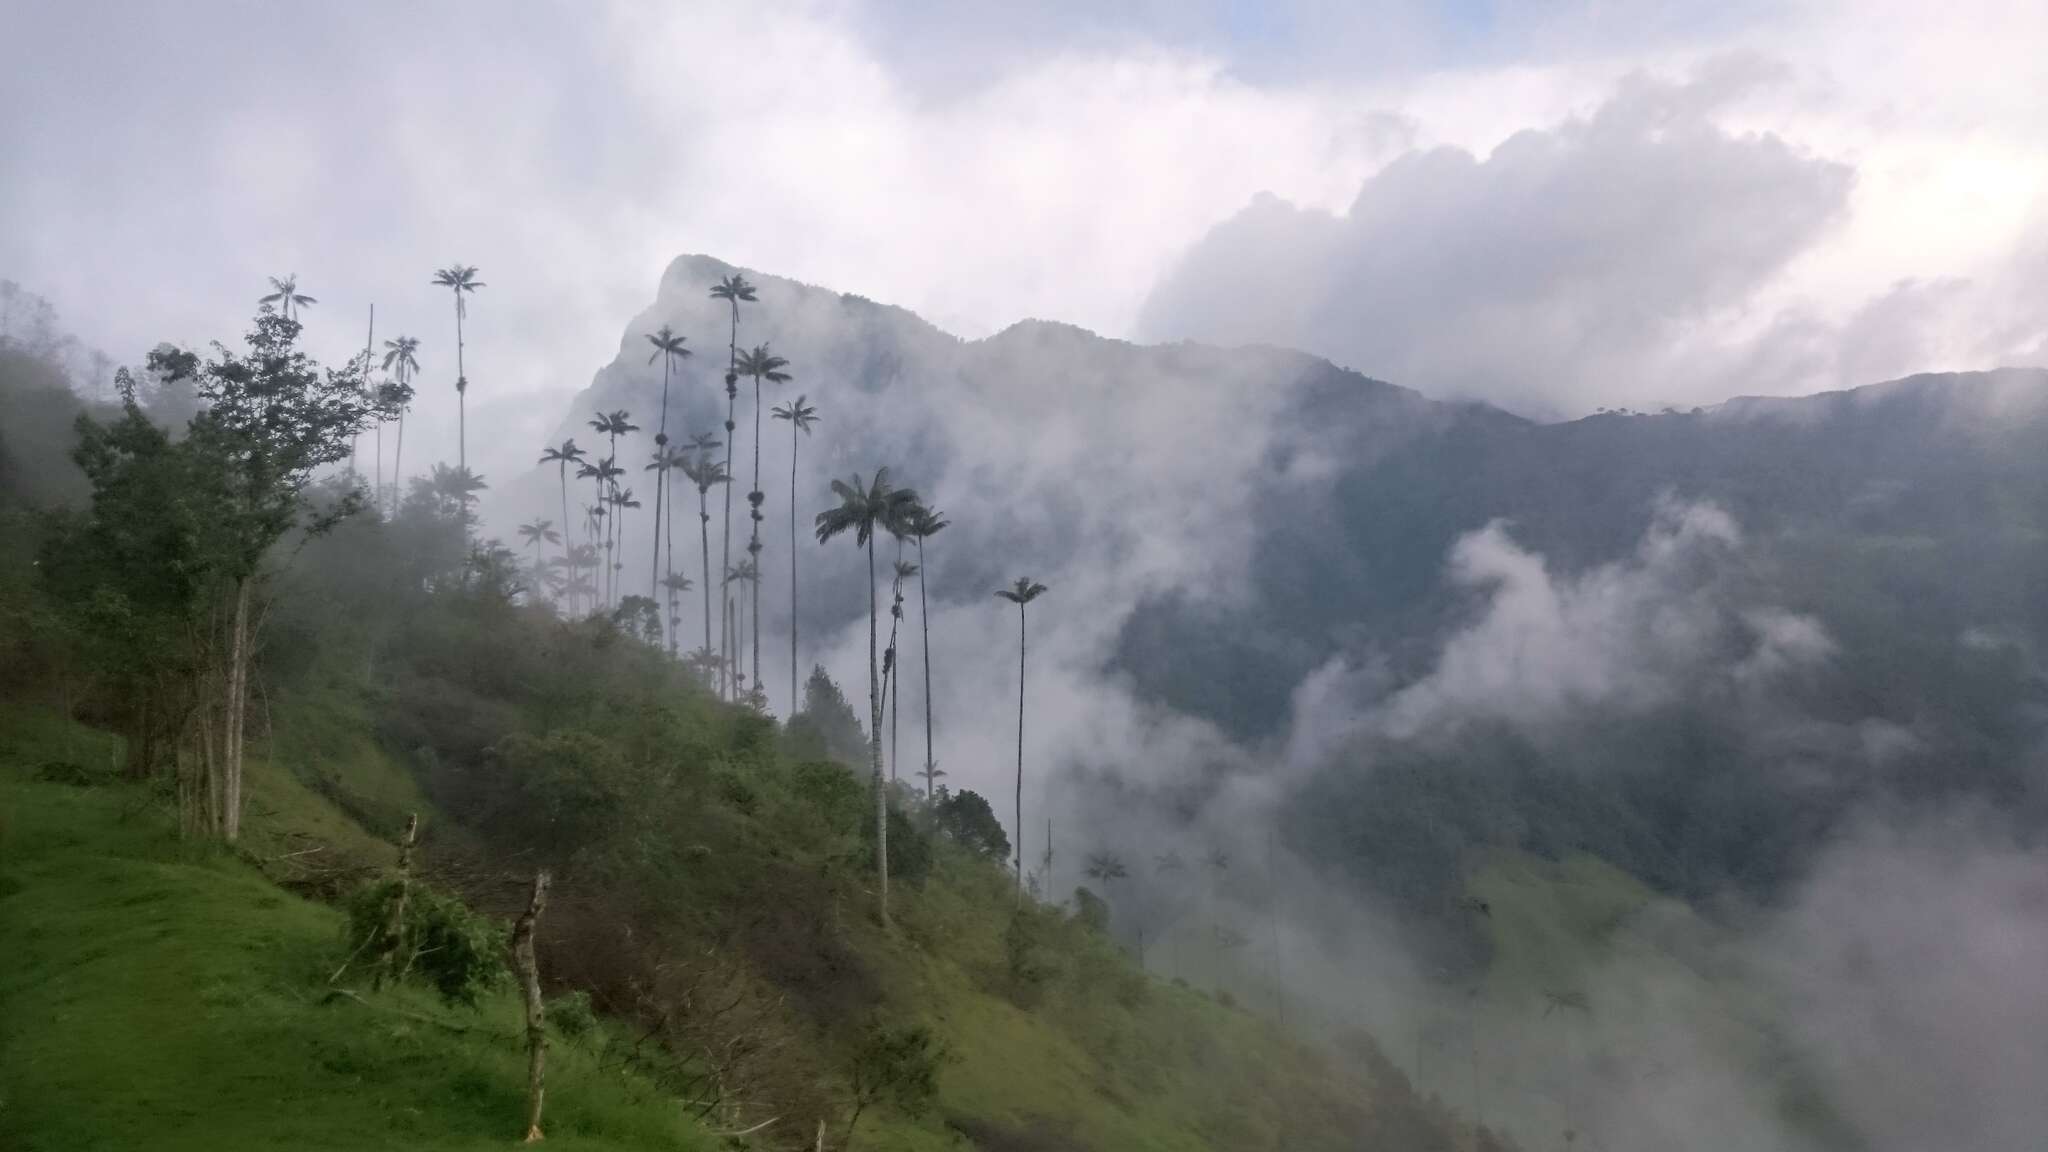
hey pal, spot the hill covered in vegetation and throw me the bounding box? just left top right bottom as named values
left=0, top=298, right=1488, bottom=1150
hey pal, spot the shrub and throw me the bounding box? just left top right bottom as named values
left=344, top=881, right=507, bottom=1006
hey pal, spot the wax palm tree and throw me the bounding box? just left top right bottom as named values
left=517, top=519, right=560, bottom=597
left=647, top=445, right=692, bottom=655
left=609, top=487, right=641, bottom=602
left=724, top=559, right=759, bottom=700
left=735, top=344, right=791, bottom=691
left=996, top=577, right=1050, bottom=891
left=644, top=326, right=691, bottom=603
left=579, top=455, right=625, bottom=608
left=431, top=264, right=485, bottom=467
left=660, top=572, right=694, bottom=649
left=381, top=335, right=422, bottom=518
left=901, top=504, right=949, bottom=798
left=429, top=463, right=489, bottom=527
left=815, top=468, right=921, bottom=927
left=538, top=439, right=586, bottom=598
left=678, top=448, right=728, bottom=683
left=375, top=376, right=416, bottom=518
left=887, top=558, right=917, bottom=784
left=259, top=274, right=316, bottom=321
left=771, top=395, right=819, bottom=709
left=567, top=543, right=600, bottom=617
left=709, top=276, right=756, bottom=693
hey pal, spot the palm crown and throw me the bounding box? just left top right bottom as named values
left=736, top=344, right=791, bottom=387
left=381, top=335, right=421, bottom=382
left=996, top=577, right=1049, bottom=606
left=709, top=274, right=757, bottom=306
left=517, top=519, right=560, bottom=547
left=771, top=395, right=819, bottom=434
left=815, top=469, right=921, bottom=548
left=645, top=325, right=691, bottom=367
left=538, top=439, right=585, bottom=468
left=431, top=264, right=485, bottom=317
left=259, top=274, right=317, bottom=320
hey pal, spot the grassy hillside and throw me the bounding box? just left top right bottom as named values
left=0, top=677, right=1479, bottom=1151
left=0, top=705, right=715, bottom=1151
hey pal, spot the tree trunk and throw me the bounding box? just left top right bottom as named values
left=455, top=303, right=467, bottom=471
left=789, top=424, right=800, bottom=711
left=513, top=869, right=551, bottom=1143
left=665, top=466, right=678, bottom=656
left=373, top=813, right=418, bottom=989
left=700, top=486, right=714, bottom=666
left=1013, top=604, right=1026, bottom=891
left=868, top=539, right=889, bottom=927
left=651, top=359, right=670, bottom=618
left=558, top=465, right=573, bottom=617
left=917, top=537, right=934, bottom=799
left=749, top=377, right=763, bottom=696
left=222, top=576, right=253, bottom=844
left=392, top=412, right=405, bottom=519
left=721, top=382, right=737, bottom=699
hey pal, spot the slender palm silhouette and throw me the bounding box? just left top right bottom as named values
left=644, top=326, right=691, bottom=606
left=608, top=487, right=641, bottom=601
left=771, top=395, right=819, bottom=708
left=431, top=264, right=484, bottom=467
left=259, top=274, right=316, bottom=321
left=709, top=276, right=756, bottom=698
left=902, top=504, right=949, bottom=798
left=678, top=447, right=728, bottom=683
left=517, top=519, right=560, bottom=597
left=381, top=336, right=422, bottom=517
left=887, top=558, right=918, bottom=784
left=538, top=439, right=586, bottom=608
left=646, top=444, right=692, bottom=655
left=736, top=344, right=791, bottom=693
left=816, top=468, right=921, bottom=927
left=996, top=577, right=1050, bottom=891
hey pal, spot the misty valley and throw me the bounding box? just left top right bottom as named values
left=4, top=5, right=2048, bottom=1152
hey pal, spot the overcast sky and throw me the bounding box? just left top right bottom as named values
left=4, top=0, right=2045, bottom=474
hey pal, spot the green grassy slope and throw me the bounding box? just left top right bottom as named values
left=0, top=706, right=715, bottom=1152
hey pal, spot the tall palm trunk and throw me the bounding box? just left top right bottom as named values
left=748, top=377, right=763, bottom=700
left=664, top=467, right=678, bottom=656
left=720, top=380, right=737, bottom=698
left=788, top=421, right=800, bottom=710
left=719, top=303, right=739, bottom=698
left=1013, top=601, right=1028, bottom=891
left=391, top=411, right=405, bottom=519
left=651, top=357, right=672, bottom=620
left=867, top=537, right=890, bottom=926
left=375, top=420, right=384, bottom=515
left=917, top=535, right=935, bottom=798
left=454, top=302, right=467, bottom=470
left=557, top=462, right=572, bottom=614
left=698, top=484, right=713, bottom=664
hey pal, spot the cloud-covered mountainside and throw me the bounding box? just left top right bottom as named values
left=508, top=253, right=2048, bottom=1149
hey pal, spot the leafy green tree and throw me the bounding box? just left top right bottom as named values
left=996, top=577, right=1050, bottom=889
left=786, top=664, right=868, bottom=766
left=901, top=504, right=948, bottom=798
left=430, top=264, right=484, bottom=467
left=643, top=326, right=691, bottom=605
left=933, top=788, right=1009, bottom=861
left=107, top=306, right=383, bottom=840
left=770, top=394, right=818, bottom=707
left=843, top=1023, right=943, bottom=1146
left=258, top=273, right=316, bottom=321
left=816, top=468, right=921, bottom=926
